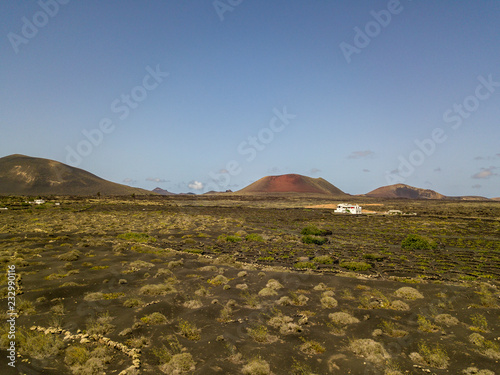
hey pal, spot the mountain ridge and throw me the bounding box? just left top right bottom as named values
left=0, top=154, right=152, bottom=196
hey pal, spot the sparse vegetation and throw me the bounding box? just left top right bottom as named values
left=1, top=196, right=499, bottom=374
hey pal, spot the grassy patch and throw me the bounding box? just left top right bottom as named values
left=245, top=233, right=264, bottom=242
left=340, top=261, right=372, bottom=271
left=312, top=255, right=333, bottom=264
left=117, top=232, right=157, bottom=242
left=293, top=261, right=316, bottom=270
left=84, top=292, right=124, bottom=301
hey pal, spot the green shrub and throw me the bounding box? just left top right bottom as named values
left=301, top=235, right=328, bottom=245
left=340, top=261, right=372, bottom=271
left=293, top=261, right=316, bottom=270
left=301, top=225, right=332, bottom=236
left=247, top=325, right=271, bottom=343
left=245, top=233, right=264, bottom=242
left=177, top=319, right=201, bottom=341
left=258, top=256, right=274, bottom=261
left=313, top=255, right=333, bottom=264
left=401, top=234, right=437, bottom=250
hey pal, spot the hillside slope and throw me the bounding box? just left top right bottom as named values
left=237, top=174, right=347, bottom=196
left=0, top=154, right=152, bottom=196
left=365, top=184, right=445, bottom=199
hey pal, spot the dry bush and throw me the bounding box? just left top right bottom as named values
left=329, top=312, right=359, bottom=326
left=266, top=279, right=283, bottom=290
left=241, top=357, right=271, bottom=375
left=141, top=312, right=168, bottom=325
left=183, top=299, right=203, bottom=309
left=140, top=282, right=177, bottom=296
left=321, top=296, right=338, bottom=309
left=410, top=342, right=449, bottom=369
left=434, top=314, right=459, bottom=327
left=299, top=337, right=326, bottom=355
left=394, top=287, right=424, bottom=300
left=258, top=287, right=278, bottom=297
left=348, top=339, right=390, bottom=364
left=159, top=352, right=196, bottom=374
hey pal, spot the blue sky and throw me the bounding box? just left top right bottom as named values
left=1, top=0, right=499, bottom=197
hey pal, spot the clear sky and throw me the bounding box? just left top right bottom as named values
left=1, top=0, right=499, bottom=197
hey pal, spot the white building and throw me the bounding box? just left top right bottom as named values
left=34, top=199, right=45, bottom=205
left=334, top=203, right=362, bottom=214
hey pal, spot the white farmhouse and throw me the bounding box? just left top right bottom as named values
left=34, top=199, right=45, bottom=205
left=334, top=203, right=362, bottom=214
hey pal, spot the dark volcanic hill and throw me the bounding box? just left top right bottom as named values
left=365, top=184, right=445, bottom=199
left=0, top=154, right=152, bottom=196
left=152, top=187, right=176, bottom=195
left=237, top=174, right=347, bottom=196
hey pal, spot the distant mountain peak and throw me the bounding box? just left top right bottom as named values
left=366, top=184, right=445, bottom=199
left=152, top=187, right=175, bottom=195
left=237, top=173, right=347, bottom=196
